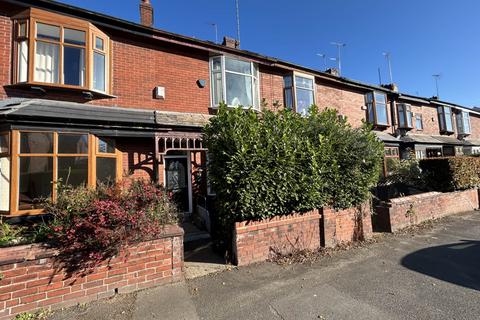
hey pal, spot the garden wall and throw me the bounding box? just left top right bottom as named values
left=233, top=204, right=373, bottom=266
left=322, top=203, right=373, bottom=248
left=233, top=210, right=321, bottom=266
left=375, top=189, right=479, bottom=232
left=0, top=226, right=183, bottom=320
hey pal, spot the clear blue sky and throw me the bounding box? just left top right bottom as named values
left=58, top=0, right=480, bottom=107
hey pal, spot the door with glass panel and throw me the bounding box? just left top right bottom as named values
left=164, top=155, right=190, bottom=214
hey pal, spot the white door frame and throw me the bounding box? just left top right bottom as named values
left=163, top=152, right=193, bottom=214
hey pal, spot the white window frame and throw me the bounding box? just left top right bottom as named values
left=438, top=106, right=454, bottom=133
left=365, top=91, right=389, bottom=126
left=290, top=72, right=316, bottom=115
left=209, top=55, right=260, bottom=110
left=415, top=114, right=423, bottom=130
left=397, top=103, right=413, bottom=129
left=456, top=111, right=471, bottom=135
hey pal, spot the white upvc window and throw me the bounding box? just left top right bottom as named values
left=438, top=106, right=454, bottom=133
left=366, top=91, right=389, bottom=126
left=397, top=103, right=413, bottom=129
left=456, top=111, right=471, bottom=135
left=209, top=56, right=260, bottom=110
left=283, top=72, right=316, bottom=115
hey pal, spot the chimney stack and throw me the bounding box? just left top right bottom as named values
left=222, top=36, right=240, bottom=49
left=140, top=0, right=154, bottom=27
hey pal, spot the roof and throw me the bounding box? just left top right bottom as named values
left=0, top=98, right=211, bottom=129
left=400, top=134, right=467, bottom=145
left=4, top=0, right=478, bottom=114
left=374, top=131, right=400, bottom=143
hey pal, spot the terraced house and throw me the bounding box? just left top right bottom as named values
left=0, top=0, right=479, bottom=218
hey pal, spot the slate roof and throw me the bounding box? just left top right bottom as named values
left=373, top=131, right=400, bottom=143
left=0, top=98, right=211, bottom=129
left=400, top=134, right=468, bottom=145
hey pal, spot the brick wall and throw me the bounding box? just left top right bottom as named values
left=406, top=102, right=442, bottom=135
left=0, top=14, right=11, bottom=101
left=467, top=113, right=480, bottom=141
left=93, top=38, right=211, bottom=113
left=259, top=66, right=285, bottom=111
left=117, top=138, right=156, bottom=181
left=316, top=80, right=369, bottom=129
left=233, top=204, right=373, bottom=266
left=233, top=210, right=321, bottom=266
left=0, top=226, right=183, bottom=320
left=374, top=189, right=479, bottom=232
left=322, top=203, right=373, bottom=248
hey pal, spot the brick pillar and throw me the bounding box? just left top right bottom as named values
left=321, top=207, right=338, bottom=248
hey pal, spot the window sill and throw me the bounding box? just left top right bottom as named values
left=5, top=83, right=116, bottom=100
left=210, top=105, right=261, bottom=112
left=370, top=123, right=390, bottom=129
left=440, top=131, right=455, bottom=135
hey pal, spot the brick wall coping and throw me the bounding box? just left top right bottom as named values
left=0, top=225, right=183, bottom=266
left=235, top=210, right=321, bottom=234
left=381, top=189, right=477, bottom=206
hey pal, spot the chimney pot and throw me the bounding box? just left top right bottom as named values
left=325, top=68, right=340, bottom=77
left=140, top=0, right=154, bottom=27
left=222, top=36, right=240, bottom=49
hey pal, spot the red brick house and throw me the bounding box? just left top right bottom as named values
left=0, top=0, right=478, bottom=217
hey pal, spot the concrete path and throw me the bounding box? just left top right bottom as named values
left=49, top=211, right=480, bottom=320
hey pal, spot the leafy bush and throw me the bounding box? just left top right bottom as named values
left=43, top=178, right=178, bottom=273
left=420, top=157, right=480, bottom=191
left=0, top=218, right=26, bottom=246
left=203, top=104, right=383, bottom=226
left=380, top=158, right=423, bottom=187
left=0, top=217, right=50, bottom=247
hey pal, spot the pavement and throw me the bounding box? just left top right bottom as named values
left=48, top=211, right=480, bottom=320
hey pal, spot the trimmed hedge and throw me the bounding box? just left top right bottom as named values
left=420, top=157, right=480, bottom=192
left=203, top=104, right=384, bottom=226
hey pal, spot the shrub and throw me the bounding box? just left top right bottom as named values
left=380, top=158, right=423, bottom=187
left=420, top=157, right=480, bottom=191
left=203, top=104, right=383, bottom=227
left=44, top=178, right=178, bottom=273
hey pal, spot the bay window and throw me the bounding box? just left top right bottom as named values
left=6, top=131, right=121, bottom=215
left=283, top=73, right=316, bottom=115
left=437, top=106, right=454, bottom=133
left=366, top=92, right=389, bottom=126
left=209, top=56, right=260, bottom=109
left=456, top=111, right=471, bottom=135
left=12, top=8, right=110, bottom=94
left=397, top=103, right=413, bottom=129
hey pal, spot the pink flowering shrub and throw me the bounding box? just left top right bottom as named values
left=44, top=178, right=178, bottom=273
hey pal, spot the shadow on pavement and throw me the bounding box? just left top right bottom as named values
left=401, top=240, right=480, bottom=291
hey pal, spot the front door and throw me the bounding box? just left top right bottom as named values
left=165, top=156, right=190, bottom=213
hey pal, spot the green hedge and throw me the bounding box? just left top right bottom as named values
left=203, top=104, right=384, bottom=225
left=419, top=157, right=480, bottom=192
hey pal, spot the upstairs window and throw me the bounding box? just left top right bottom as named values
left=210, top=56, right=259, bottom=109
left=283, top=73, right=316, bottom=115
left=397, top=103, right=413, bottom=129
left=366, top=92, right=389, bottom=126
left=415, top=114, right=423, bottom=130
left=456, top=111, right=471, bottom=135
left=437, top=106, right=454, bottom=133
left=12, top=8, right=110, bottom=94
